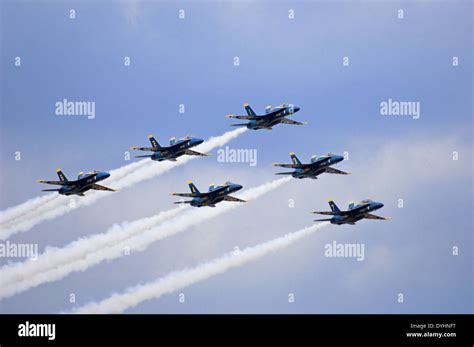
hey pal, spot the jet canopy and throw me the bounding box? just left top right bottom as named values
left=265, top=105, right=273, bottom=114
left=78, top=170, right=99, bottom=179
left=360, top=199, right=373, bottom=204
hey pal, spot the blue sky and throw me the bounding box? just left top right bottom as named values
left=0, top=0, right=472, bottom=313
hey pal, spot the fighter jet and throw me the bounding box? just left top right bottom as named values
left=273, top=152, right=350, bottom=179
left=226, top=103, right=306, bottom=130
left=130, top=135, right=207, bottom=161
left=38, top=169, right=115, bottom=196
left=171, top=181, right=245, bottom=207
left=312, top=200, right=389, bottom=225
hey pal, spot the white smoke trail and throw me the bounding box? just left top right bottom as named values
left=73, top=222, right=328, bottom=313
left=0, top=194, right=59, bottom=231
left=0, top=206, right=186, bottom=299
left=0, top=176, right=289, bottom=299
left=0, top=128, right=246, bottom=240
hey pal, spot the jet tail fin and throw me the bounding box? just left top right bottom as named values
left=289, top=152, right=302, bottom=166
left=188, top=181, right=200, bottom=194
left=328, top=200, right=341, bottom=213
left=148, top=135, right=161, bottom=148
left=244, top=103, right=256, bottom=117
left=56, top=169, right=68, bottom=182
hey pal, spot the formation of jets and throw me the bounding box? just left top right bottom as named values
left=37, top=102, right=388, bottom=224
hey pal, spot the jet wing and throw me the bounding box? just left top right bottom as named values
left=171, top=193, right=201, bottom=198
left=91, top=184, right=116, bottom=192
left=37, top=180, right=75, bottom=186
left=184, top=149, right=208, bottom=156
left=325, top=167, right=350, bottom=175
left=273, top=163, right=306, bottom=169
left=37, top=180, right=64, bottom=185
left=134, top=154, right=154, bottom=158
left=364, top=213, right=389, bottom=220
left=279, top=118, right=306, bottom=125
left=313, top=210, right=353, bottom=216
left=130, top=146, right=158, bottom=152
left=223, top=195, right=246, bottom=202
left=226, top=114, right=257, bottom=120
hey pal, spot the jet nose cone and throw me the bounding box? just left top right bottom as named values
left=375, top=202, right=384, bottom=209
left=192, top=138, right=204, bottom=145
left=335, top=155, right=344, bottom=162
left=103, top=172, right=111, bottom=179
left=294, top=106, right=301, bottom=113
left=233, top=184, right=243, bottom=191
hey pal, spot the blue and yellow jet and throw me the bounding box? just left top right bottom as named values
left=226, top=103, right=306, bottom=130
left=130, top=135, right=207, bottom=161
left=313, top=200, right=389, bottom=225
left=273, top=152, right=350, bottom=179
left=38, top=169, right=115, bottom=196
left=171, top=181, right=245, bottom=207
